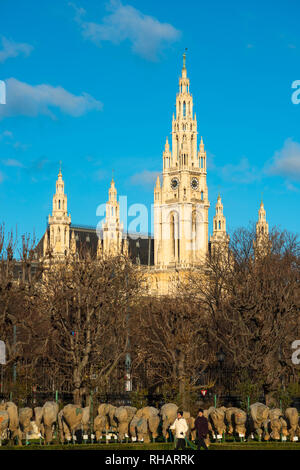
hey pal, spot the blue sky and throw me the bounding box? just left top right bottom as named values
left=0, top=0, right=299, bottom=244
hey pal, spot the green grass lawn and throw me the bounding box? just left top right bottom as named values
left=0, top=441, right=300, bottom=450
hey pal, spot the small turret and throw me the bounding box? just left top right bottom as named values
left=200, top=136, right=204, bottom=152
left=70, top=230, right=76, bottom=255
left=155, top=175, right=161, bottom=189
left=43, top=229, right=48, bottom=256
left=102, top=178, right=124, bottom=257
left=47, top=165, right=71, bottom=259
left=254, top=199, right=270, bottom=257
left=210, top=194, right=230, bottom=253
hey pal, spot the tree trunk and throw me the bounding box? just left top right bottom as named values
left=178, top=351, right=187, bottom=409
left=73, top=369, right=81, bottom=405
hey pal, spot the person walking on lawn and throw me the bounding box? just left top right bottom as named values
left=170, top=410, right=189, bottom=450
left=192, top=408, right=209, bottom=450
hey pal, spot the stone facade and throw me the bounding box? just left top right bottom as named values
left=154, top=54, right=210, bottom=269
left=43, top=168, right=71, bottom=259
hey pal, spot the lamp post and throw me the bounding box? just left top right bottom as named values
left=125, top=272, right=132, bottom=393
left=13, top=325, right=17, bottom=383
left=216, top=348, right=226, bottom=441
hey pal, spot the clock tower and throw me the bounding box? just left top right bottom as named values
left=154, top=53, right=210, bottom=267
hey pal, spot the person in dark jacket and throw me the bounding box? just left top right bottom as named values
left=192, top=409, right=209, bottom=450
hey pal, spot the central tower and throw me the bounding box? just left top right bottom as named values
left=154, top=53, right=210, bottom=267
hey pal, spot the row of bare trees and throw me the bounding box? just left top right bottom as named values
left=0, top=224, right=299, bottom=408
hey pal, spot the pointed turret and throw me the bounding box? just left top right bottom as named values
left=198, top=136, right=207, bottom=172
left=155, top=175, right=161, bottom=188
left=254, top=200, right=270, bottom=256
left=165, top=137, right=170, bottom=152
left=108, top=177, right=117, bottom=202
left=47, top=165, right=71, bottom=259
left=210, top=194, right=230, bottom=253
left=200, top=136, right=204, bottom=152
left=43, top=229, right=48, bottom=257
left=181, top=50, right=187, bottom=79
left=70, top=230, right=76, bottom=255
left=256, top=199, right=269, bottom=237
left=163, top=137, right=171, bottom=171
left=102, top=178, right=124, bottom=257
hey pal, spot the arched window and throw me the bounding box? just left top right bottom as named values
left=192, top=210, right=197, bottom=238
left=170, top=212, right=179, bottom=261
left=58, top=200, right=61, bottom=209
left=201, top=191, right=204, bottom=201
left=170, top=214, right=175, bottom=260
left=183, top=102, right=186, bottom=117
left=219, top=221, right=221, bottom=230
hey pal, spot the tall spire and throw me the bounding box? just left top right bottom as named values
left=154, top=53, right=210, bottom=269
left=256, top=200, right=269, bottom=237
left=155, top=175, right=161, bottom=188
left=181, top=48, right=188, bottom=79
left=102, top=179, right=125, bottom=257
left=109, top=177, right=117, bottom=202
left=200, top=136, right=204, bottom=152
left=183, top=49, right=186, bottom=69
left=46, top=167, right=71, bottom=259
left=210, top=194, right=229, bottom=250
left=254, top=200, right=270, bottom=257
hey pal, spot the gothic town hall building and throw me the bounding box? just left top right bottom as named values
left=37, top=54, right=269, bottom=294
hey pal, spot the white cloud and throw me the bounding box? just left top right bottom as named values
left=2, top=158, right=24, bottom=167
left=68, top=2, right=86, bottom=22
left=0, top=36, right=33, bottom=63
left=219, top=157, right=260, bottom=184
left=266, top=139, right=300, bottom=181
left=131, top=170, right=160, bottom=186
left=13, top=141, right=30, bottom=151
left=2, top=130, right=13, bottom=138
left=285, top=181, right=299, bottom=192
left=0, top=130, right=13, bottom=140
left=0, top=78, right=103, bottom=119
left=71, top=0, right=181, bottom=61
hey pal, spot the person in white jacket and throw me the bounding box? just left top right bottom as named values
left=170, top=411, right=189, bottom=450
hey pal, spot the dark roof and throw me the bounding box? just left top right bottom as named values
left=36, top=225, right=154, bottom=266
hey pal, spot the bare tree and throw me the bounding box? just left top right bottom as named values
left=0, top=225, right=45, bottom=397
left=189, top=227, right=300, bottom=405
left=37, top=252, right=141, bottom=404
left=131, top=291, right=214, bottom=409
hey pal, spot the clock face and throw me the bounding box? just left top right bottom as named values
left=191, top=177, right=199, bottom=190
left=171, top=177, right=179, bottom=190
